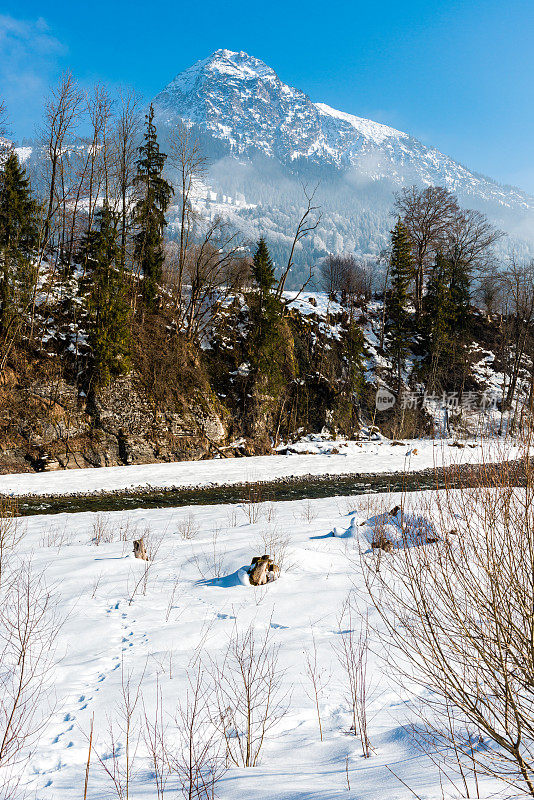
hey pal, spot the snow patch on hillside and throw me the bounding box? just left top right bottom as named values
left=315, top=102, right=407, bottom=145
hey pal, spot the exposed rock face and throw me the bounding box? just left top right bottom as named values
left=0, top=370, right=229, bottom=473
left=0, top=298, right=365, bottom=475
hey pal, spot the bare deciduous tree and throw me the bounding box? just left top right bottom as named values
left=167, top=121, right=208, bottom=300
left=394, top=185, right=459, bottom=314
left=499, top=260, right=534, bottom=422
left=334, top=597, right=371, bottom=757
left=444, top=206, right=504, bottom=277
left=303, top=628, right=330, bottom=742
left=276, top=185, right=321, bottom=304
left=477, top=273, right=503, bottom=318
left=363, top=452, right=534, bottom=796
left=320, top=254, right=371, bottom=306
left=0, top=100, right=7, bottom=135
left=109, top=89, right=142, bottom=273
left=40, top=70, right=83, bottom=251
left=0, top=500, right=23, bottom=589
left=142, top=682, right=169, bottom=800
left=165, top=217, right=248, bottom=342
left=0, top=100, right=10, bottom=166
left=171, top=665, right=225, bottom=799
left=93, top=663, right=144, bottom=800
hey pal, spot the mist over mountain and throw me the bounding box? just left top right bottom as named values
left=153, top=48, right=534, bottom=285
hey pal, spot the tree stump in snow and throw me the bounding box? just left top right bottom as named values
left=371, top=534, right=393, bottom=552
left=248, top=554, right=280, bottom=586
left=133, top=538, right=148, bottom=560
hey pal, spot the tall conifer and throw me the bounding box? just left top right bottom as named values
left=252, top=236, right=275, bottom=297
left=80, top=203, right=131, bottom=391
left=0, top=152, right=40, bottom=336
left=385, top=220, right=413, bottom=387
left=423, top=252, right=472, bottom=392
left=133, top=105, right=173, bottom=308
left=423, top=252, right=453, bottom=390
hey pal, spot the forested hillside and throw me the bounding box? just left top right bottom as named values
left=1, top=81, right=533, bottom=474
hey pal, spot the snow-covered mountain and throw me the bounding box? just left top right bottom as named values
left=153, top=49, right=528, bottom=206
left=152, top=49, right=534, bottom=282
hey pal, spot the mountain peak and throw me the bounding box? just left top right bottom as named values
left=152, top=50, right=534, bottom=276
left=204, top=49, right=278, bottom=80
left=154, top=51, right=407, bottom=162
left=165, top=48, right=278, bottom=94
left=153, top=50, right=534, bottom=211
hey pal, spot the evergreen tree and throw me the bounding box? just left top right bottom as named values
left=252, top=236, right=275, bottom=297
left=423, top=252, right=452, bottom=390
left=249, top=237, right=284, bottom=376
left=252, top=236, right=278, bottom=330
left=422, top=252, right=472, bottom=392
left=342, top=319, right=366, bottom=427
left=385, top=220, right=413, bottom=387
left=447, top=256, right=472, bottom=390
left=133, top=104, right=173, bottom=308
left=0, top=152, right=40, bottom=337
left=79, top=203, right=131, bottom=391
left=449, top=258, right=471, bottom=336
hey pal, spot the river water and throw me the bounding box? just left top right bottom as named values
left=12, top=461, right=524, bottom=516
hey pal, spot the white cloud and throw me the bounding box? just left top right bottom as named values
left=0, top=14, right=67, bottom=137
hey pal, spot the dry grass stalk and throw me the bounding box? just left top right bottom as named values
left=303, top=628, right=330, bottom=742
left=242, top=486, right=263, bottom=524
left=177, top=512, right=200, bottom=540
left=334, top=597, right=371, bottom=757
left=210, top=622, right=289, bottom=767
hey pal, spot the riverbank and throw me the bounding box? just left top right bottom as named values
left=0, top=437, right=519, bottom=500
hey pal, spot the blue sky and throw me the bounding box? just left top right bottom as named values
left=2, top=0, right=534, bottom=191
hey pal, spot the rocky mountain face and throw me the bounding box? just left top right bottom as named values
left=153, top=49, right=534, bottom=283
left=0, top=296, right=370, bottom=474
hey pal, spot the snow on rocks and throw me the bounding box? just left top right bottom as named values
left=331, top=503, right=437, bottom=549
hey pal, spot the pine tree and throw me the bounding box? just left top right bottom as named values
left=449, top=258, right=471, bottom=336
left=422, top=252, right=472, bottom=392
left=0, top=152, right=40, bottom=337
left=133, top=104, right=173, bottom=308
left=447, top=256, right=471, bottom=391
left=79, top=203, right=131, bottom=391
left=385, top=220, right=413, bottom=387
left=343, top=319, right=366, bottom=427
left=252, top=236, right=275, bottom=297
left=423, top=252, right=452, bottom=390
left=249, top=236, right=288, bottom=390
left=251, top=237, right=279, bottom=347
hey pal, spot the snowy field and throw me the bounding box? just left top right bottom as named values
left=3, top=489, right=505, bottom=800
left=0, top=437, right=521, bottom=497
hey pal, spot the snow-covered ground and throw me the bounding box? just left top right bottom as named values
left=0, top=437, right=520, bottom=498
left=5, top=490, right=502, bottom=799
